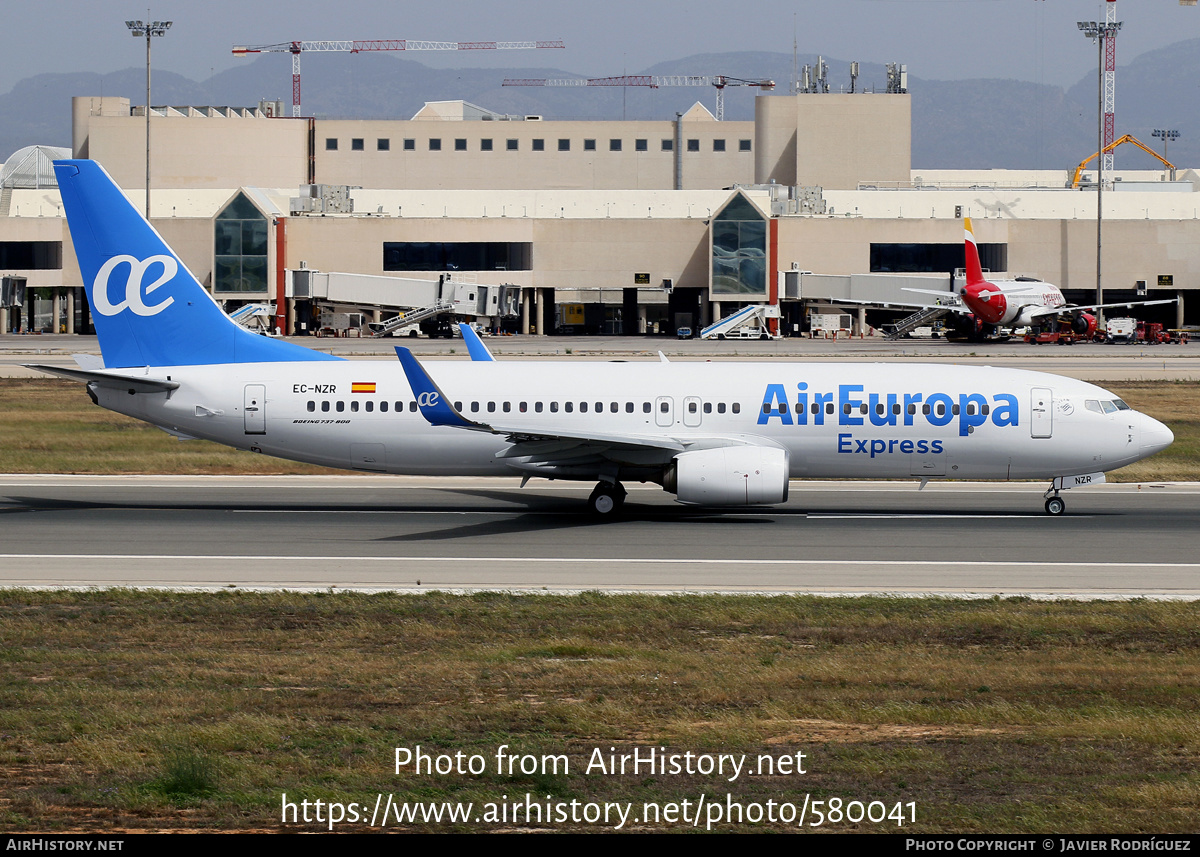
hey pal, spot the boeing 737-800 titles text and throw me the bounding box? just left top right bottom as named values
left=31, top=161, right=1174, bottom=516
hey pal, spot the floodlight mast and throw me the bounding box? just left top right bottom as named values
left=125, top=19, right=172, bottom=218
left=1078, top=17, right=1121, bottom=325
left=1152, top=128, right=1180, bottom=161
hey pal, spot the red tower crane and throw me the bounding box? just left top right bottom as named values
left=233, top=39, right=566, bottom=117
left=502, top=75, right=775, bottom=121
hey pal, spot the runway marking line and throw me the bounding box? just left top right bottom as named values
left=2, top=554, right=1199, bottom=569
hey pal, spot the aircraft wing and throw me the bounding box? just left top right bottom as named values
left=395, top=346, right=687, bottom=454
left=821, top=294, right=970, bottom=314
left=1025, top=297, right=1178, bottom=319
left=395, top=345, right=779, bottom=474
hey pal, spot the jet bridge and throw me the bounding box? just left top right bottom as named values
left=289, top=269, right=521, bottom=332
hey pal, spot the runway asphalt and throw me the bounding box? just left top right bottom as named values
left=1, top=476, right=1197, bottom=598
left=3, top=333, right=1199, bottom=380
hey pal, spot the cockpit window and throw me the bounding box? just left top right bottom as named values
left=1085, top=400, right=1103, bottom=414
left=1113, top=399, right=1131, bottom=411
left=1101, top=400, right=1118, bottom=414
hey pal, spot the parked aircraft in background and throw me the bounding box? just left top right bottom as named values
left=29, top=161, right=1174, bottom=517
left=897, top=218, right=1176, bottom=340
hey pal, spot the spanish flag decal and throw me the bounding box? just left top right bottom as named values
left=351, top=382, right=376, bottom=394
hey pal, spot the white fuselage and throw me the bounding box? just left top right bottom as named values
left=90, top=359, right=1171, bottom=484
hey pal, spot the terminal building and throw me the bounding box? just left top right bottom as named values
left=1, top=87, right=1196, bottom=337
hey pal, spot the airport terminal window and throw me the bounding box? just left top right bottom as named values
left=533, top=139, right=545, bottom=151
left=429, top=138, right=442, bottom=151
left=711, top=192, right=767, bottom=297
left=584, top=139, right=596, bottom=151
left=635, top=139, right=647, bottom=152
left=352, top=138, right=364, bottom=151
left=214, top=192, right=268, bottom=294
left=739, top=139, right=752, bottom=152
left=609, top=139, right=622, bottom=152
left=481, top=138, right=493, bottom=151
left=687, top=139, right=699, bottom=152
left=377, top=138, right=390, bottom=151
left=507, top=139, right=519, bottom=151
left=558, top=139, right=570, bottom=151
left=0, top=241, right=61, bottom=269
left=661, top=139, right=673, bottom=151
left=325, top=138, right=337, bottom=150
left=455, top=138, right=467, bottom=151
left=383, top=241, right=532, bottom=272
left=870, top=242, right=1008, bottom=274
left=713, top=139, right=726, bottom=152
left=404, top=139, right=415, bottom=150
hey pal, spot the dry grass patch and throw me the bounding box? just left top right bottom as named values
left=1, top=592, right=1197, bottom=832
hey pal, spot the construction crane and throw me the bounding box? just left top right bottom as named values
left=1070, top=134, right=1176, bottom=188
left=233, top=39, right=565, bottom=117
left=502, top=75, right=775, bottom=121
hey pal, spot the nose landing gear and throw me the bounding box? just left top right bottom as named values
left=1044, top=494, right=1066, bottom=516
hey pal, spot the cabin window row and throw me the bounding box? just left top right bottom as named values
left=306, top=400, right=743, bottom=414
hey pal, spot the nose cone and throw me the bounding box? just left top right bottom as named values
left=1140, top=414, right=1174, bottom=457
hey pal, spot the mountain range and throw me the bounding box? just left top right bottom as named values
left=3, top=41, right=1198, bottom=176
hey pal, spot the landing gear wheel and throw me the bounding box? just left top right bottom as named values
left=1044, top=496, right=1066, bottom=516
left=588, top=482, right=626, bottom=516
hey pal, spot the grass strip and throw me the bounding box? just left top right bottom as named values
left=0, top=591, right=1196, bottom=832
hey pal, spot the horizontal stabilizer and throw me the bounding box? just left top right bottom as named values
left=25, top=364, right=179, bottom=393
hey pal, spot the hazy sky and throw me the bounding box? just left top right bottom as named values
left=4, top=0, right=1197, bottom=95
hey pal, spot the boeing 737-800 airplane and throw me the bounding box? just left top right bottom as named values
left=31, top=160, right=1174, bottom=516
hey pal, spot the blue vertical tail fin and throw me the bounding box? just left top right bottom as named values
left=53, top=159, right=339, bottom=368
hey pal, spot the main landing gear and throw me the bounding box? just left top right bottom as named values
left=588, top=481, right=627, bottom=515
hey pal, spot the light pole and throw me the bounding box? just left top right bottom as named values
left=1152, top=128, right=1180, bottom=162
left=1078, top=19, right=1121, bottom=325
left=125, top=19, right=172, bottom=219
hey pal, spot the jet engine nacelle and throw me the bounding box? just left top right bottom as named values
left=1072, top=312, right=1096, bottom=337
left=669, top=445, right=790, bottom=506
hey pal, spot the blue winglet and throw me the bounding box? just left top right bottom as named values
left=395, top=347, right=479, bottom=429
left=458, top=323, right=496, bottom=362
